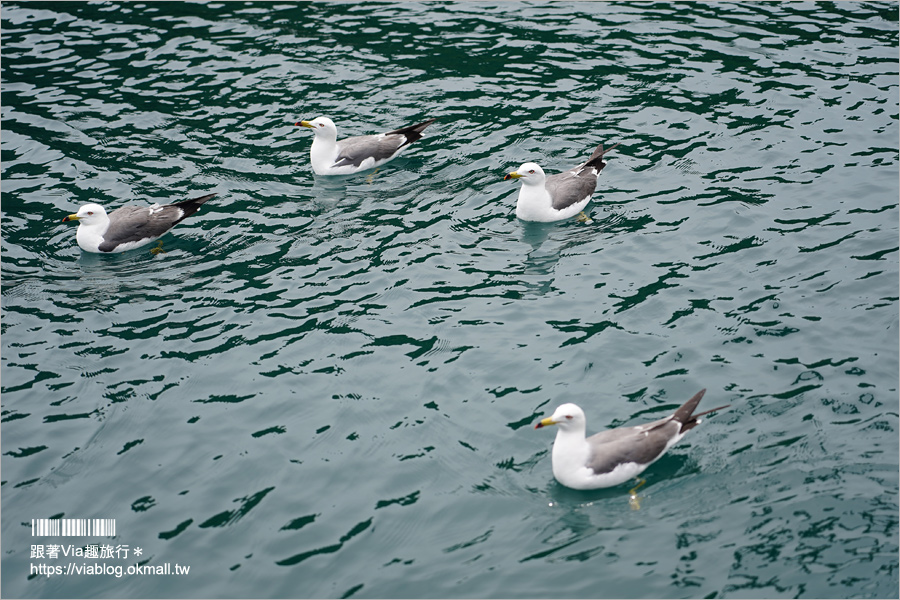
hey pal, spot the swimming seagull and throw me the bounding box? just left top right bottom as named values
left=504, top=142, right=620, bottom=222
left=296, top=116, right=436, bottom=175
left=535, top=389, right=729, bottom=490
left=62, top=193, right=215, bottom=253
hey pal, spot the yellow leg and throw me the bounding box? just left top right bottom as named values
left=365, top=168, right=381, bottom=184
left=150, top=241, right=166, bottom=255
left=576, top=211, right=593, bottom=224
left=628, top=478, right=646, bottom=510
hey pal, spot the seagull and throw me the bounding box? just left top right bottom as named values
left=296, top=116, right=436, bottom=175
left=62, top=193, right=215, bottom=253
left=535, top=389, right=729, bottom=490
left=504, top=142, right=620, bottom=222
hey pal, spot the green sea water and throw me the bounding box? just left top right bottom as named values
left=2, top=1, right=898, bottom=598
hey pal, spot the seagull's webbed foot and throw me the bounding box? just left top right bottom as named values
left=628, top=478, right=646, bottom=511
left=365, top=168, right=381, bottom=184
left=576, top=211, right=593, bottom=225
left=150, top=241, right=166, bottom=255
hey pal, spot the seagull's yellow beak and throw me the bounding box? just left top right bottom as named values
left=62, top=213, right=80, bottom=222
left=534, top=417, right=557, bottom=430
left=504, top=171, right=522, bottom=181
left=296, top=120, right=314, bottom=128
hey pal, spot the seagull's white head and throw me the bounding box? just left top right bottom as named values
left=504, top=162, right=546, bottom=185
left=62, top=203, right=109, bottom=226
left=297, top=116, right=338, bottom=141
left=535, top=403, right=587, bottom=433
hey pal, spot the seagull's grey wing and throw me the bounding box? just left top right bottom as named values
left=544, top=170, right=598, bottom=211
left=333, top=134, right=405, bottom=168
left=584, top=419, right=679, bottom=475
left=99, top=205, right=183, bottom=251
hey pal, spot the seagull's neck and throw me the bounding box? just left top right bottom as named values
left=515, top=181, right=553, bottom=220
left=309, top=136, right=338, bottom=174
left=75, top=215, right=111, bottom=253
left=551, top=426, right=591, bottom=482
left=79, top=214, right=110, bottom=233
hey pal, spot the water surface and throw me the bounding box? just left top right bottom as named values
left=2, top=2, right=898, bottom=598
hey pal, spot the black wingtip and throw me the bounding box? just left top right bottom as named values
left=672, top=389, right=707, bottom=424
left=691, top=404, right=731, bottom=419
left=171, top=193, right=216, bottom=222
left=386, top=118, right=436, bottom=142
left=585, top=141, right=621, bottom=169
left=185, top=193, right=216, bottom=205
left=172, top=193, right=216, bottom=208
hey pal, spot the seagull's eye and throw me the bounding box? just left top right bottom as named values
left=87, top=211, right=93, bottom=215
left=529, top=169, right=535, bottom=174
left=318, top=123, right=325, bottom=127
left=565, top=415, right=573, bottom=420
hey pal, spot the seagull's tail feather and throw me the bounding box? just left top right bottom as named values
left=172, top=193, right=216, bottom=223
left=671, top=387, right=729, bottom=433
left=680, top=404, right=730, bottom=433
left=386, top=118, right=437, bottom=147
left=691, top=404, right=731, bottom=420
left=584, top=141, right=621, bottom=171
left=672, top=389, right=706, bottom=425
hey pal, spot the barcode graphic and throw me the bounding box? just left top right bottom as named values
left=31, top=519, right=116, bottom=537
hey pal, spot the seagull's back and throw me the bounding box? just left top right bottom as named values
left=584, top=417, right=681, bottom=477
left=544, top=170, right=599, bottom=212
left=333, top=133, right=407, bottom=169
left=97, top=194, right=213, bottom=252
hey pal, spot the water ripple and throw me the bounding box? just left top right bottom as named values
left=3, top=2, right=898, bottom=599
